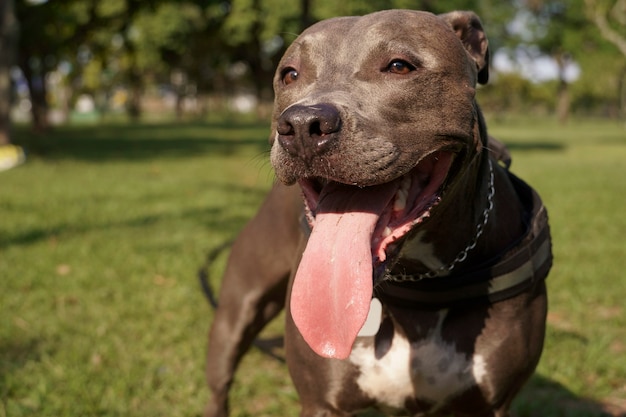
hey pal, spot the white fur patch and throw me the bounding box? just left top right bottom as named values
left=349, top=309, right=485, bottom=411
left=399, top=231, right=446, bottom=272
left=350, top=331, right=413, bottom=410
left=471, top=354, right=487, bottom=384
left=358, top=298, right=383, bottom=337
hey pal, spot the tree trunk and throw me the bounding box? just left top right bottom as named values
left=556, top=78, right=570, bottom=124
left=0, top=0, right=17, bottom=145
left=300, top=0, right=312, bottom=31
left=19, top=55, right=49, bottom=132
left=126, top=68, right=142, bottom=120
left=555, top=52, right=570, bottom=124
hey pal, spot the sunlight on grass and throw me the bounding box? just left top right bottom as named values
left=488, top=117, right=626, bottom=416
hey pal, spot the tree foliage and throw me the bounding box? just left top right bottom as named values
left=584, top=0, right=626, bottom=119
left=504, top=0, right=625, bottom=120
left=15, top=0, right=164, bottom=127
left=6, top=0, right=626, bottom=132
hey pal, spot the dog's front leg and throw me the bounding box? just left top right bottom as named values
left=204, top=183, right=303, bottom=417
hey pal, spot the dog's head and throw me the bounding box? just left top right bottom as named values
left=271, top=10, right=488, bottom=185
left=269, top=10, right=491, bottom=359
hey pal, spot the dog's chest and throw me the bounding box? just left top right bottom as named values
left=348, top=309, right=487, bottom=413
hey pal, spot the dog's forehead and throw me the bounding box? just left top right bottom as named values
left=280, top=10, right=466, bottom=74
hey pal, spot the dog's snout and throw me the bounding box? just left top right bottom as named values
left=277, top=104, right=341, bottom=160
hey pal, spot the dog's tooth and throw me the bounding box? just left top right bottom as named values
left=400, top=175, right=411, bottom=193
left=395, top=182, right=409, bottom=209
left=393, top=176, right=411, bottom=212
left=394, top=191, right=407, bottom=212
left=383, top=227, right=392, bottom=237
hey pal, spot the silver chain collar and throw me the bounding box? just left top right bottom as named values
left=387, top=159, right=495, bottom=282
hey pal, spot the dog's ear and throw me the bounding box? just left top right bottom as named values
left=439, top=11, right=490, bottom=84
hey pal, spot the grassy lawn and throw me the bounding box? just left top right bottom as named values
left=1, top=115, right=624, bottom=417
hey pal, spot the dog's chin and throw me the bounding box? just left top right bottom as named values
left=298, top=151, right=454, bottom=278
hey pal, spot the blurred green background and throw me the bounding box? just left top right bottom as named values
left=1, top=0, right=625, bottom=134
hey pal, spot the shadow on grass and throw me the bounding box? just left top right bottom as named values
left=504, top=141, right=565, bottom=152
left=0, top=338, right=43, bottom=384
left=13, top=121, right=272, bottom=161
left=0, top=181, right=267, bottom=250
left=514, top=374, right=625, bottom=417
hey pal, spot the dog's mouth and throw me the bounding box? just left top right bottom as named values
left=289, top=151, right=454, bottom=360
left=299, top=151, right=454, bottom=269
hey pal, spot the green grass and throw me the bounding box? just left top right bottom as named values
left=488, top=117, right=626, bottom=416
left=1, top=115, right=624, bottom=417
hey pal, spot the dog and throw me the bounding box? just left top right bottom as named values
left=203, top=9, right=552, bottom=417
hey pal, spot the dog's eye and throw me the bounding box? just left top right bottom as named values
left=281, top=68, right=299, bottom=85
left=386, top=60, right=415, bottom=75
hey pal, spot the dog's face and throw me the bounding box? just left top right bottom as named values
left=271, top=10, right=487, bottom=187
left=269, top=10, right=491, bottom=359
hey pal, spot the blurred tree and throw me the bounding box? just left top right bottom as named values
left=122, top=1, right=206, bottom=118
left=15, top=0, right=70, bottom=131
left=585, top=0, right=626, bottom=57
left=513, top=0, right=623, bottom=122
left=584, top=0, right=626, bottom=120
left=0, top=0, right=18, bottom=144
left=15, top=0, right=163, bottom=129
left=218, top=0, right=300, bottom=101
left=9, top=0, right=625, bottom=128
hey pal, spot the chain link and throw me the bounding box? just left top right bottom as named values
left=387, top=159, right=495, bottom=282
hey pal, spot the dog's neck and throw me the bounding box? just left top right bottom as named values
left=393, top=140, right=526, bottom=280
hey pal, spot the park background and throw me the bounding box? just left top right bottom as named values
left=0, top=0, right=625, bottom=416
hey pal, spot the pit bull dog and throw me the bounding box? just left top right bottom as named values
left=204, top=9, right=552, bottom=417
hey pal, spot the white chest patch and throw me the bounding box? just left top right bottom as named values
left=399, top=231, right=445, bottom=271
left=350, top=329, right=413, bottom=410
left=349, top=309, right=487, bottom=411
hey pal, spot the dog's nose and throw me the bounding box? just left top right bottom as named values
left=276, top=103, right=341, bottom=160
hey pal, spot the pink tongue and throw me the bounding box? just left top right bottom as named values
left=290, top=182, right=397, bottom=359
